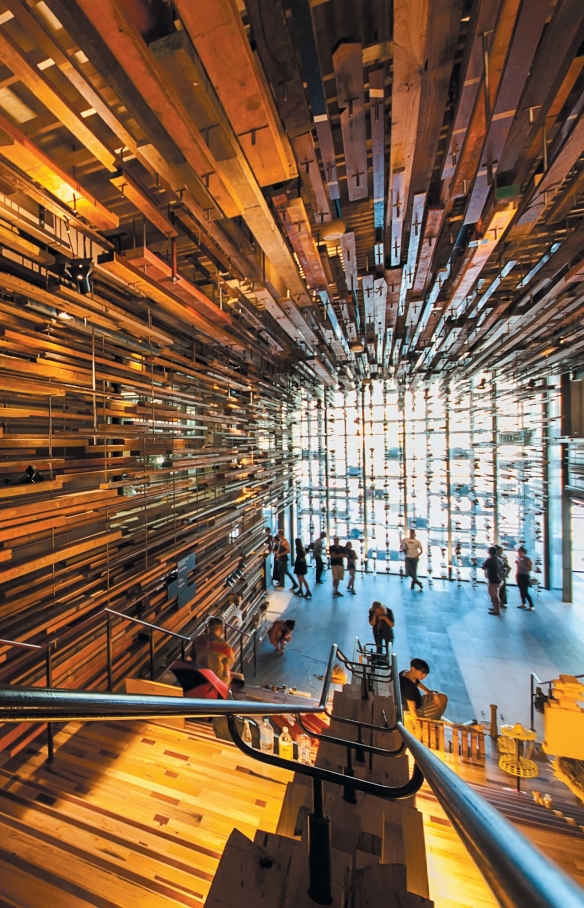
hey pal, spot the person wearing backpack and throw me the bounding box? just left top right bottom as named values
left=515, top=546, right=535, bottom=610
left=481, top=546, right=506, bottom=615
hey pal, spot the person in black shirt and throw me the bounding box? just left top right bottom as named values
left=369, top=601, right=394, bottom=651
left=481, top=546, right=506, bottom=615
left=293, top=538, right=311, bottom=598
left=399, top=657, right=448, bottom=720
left=346, top=541, right=357, bottom=594
left=329, top=536, right=348, bottom=597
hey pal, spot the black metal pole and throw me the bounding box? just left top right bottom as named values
left=253, top=630, right=257, bottom=677
left=45, top=646, right=54, bottom=764
left=308, top=776, right=333, bottom=905
left=106, top=614, right=113, bottom=692
left=240, top=633, right=244, bottom=673
left=181, top=640, right=186, bottom=661
left=355, top=724, right=365, bottom=763
left=150, top=630, right=155, bottom=681
left=530, top=674, right=535, bottom=732
left=343, top=746, right=357, bottom=804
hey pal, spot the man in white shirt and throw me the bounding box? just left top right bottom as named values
left=401, top=530, right=423, bottom=590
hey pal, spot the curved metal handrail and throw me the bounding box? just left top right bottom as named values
left=226, top=714, right=423, bottom=800
left=399, top=722, right=584, bottom=908
left=295, top=713, right=406, bottom=758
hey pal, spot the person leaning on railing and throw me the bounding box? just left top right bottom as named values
left=190, top=617, right=235, bottom=684
left=399, top=657, right=448, bottom=720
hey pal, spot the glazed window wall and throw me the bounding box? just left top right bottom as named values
left=298, top=376, right=550, bottom=586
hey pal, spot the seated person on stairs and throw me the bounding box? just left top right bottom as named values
left=190, top=617, right=235, bottom=685
left=399, top=657, right=448, bottom=721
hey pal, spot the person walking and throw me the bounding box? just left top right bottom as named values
left=293, top=538, right=312, bottom=598
left=495, top=545, right=511, bottom=608
left=515, top=546, right=535, bottom=610
left=271, top=529, right=281, bottom=586
left=346, top=540, right=357, bottom=594
left=313, top=531, right=326, bottom=584
left=401, top=529, right=423, bottom=590
left=481, top=545, right=506, bottom=615
left=329, top=536, right=348, bottom=597
left=274, top=529, right=298, bottom=592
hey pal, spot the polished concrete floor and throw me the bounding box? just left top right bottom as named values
left=255, top=564, right=584, bottom=726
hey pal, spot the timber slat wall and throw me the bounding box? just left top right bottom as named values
left=0, top=269, right=298, bottom=741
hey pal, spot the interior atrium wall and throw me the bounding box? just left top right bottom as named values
left=298, top=376, right=560, bottom=588
left=0, top=300, right=297, bottom=693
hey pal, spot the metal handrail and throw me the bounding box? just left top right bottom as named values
left=0, top=638, right=43, bottom=651
left=0, top=644, right=338, bottom=724
left=104, top=609, right=191, bottom=642
left=399, top=722, right=584, bottom=908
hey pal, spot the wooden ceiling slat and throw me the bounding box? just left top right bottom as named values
left=332, top=41, right=368, bottom=202
left=388, top=0, right=429, bottom=266
left=174, top=0, right=297, bottom=188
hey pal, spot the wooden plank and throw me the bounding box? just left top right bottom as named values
left=340, top=231, right=358, bottom=293
left=121, top=246, right=232, bottom=324
left=291, top=132, right=332, bottom=223
left=0, top=22, right=117, bottom=172
left=333, top=41, right=368, bottom=201
left=405, top=193, right=427, bottom=289
left=0, top=111, right=118, bottom=230
left=175, top=0, right=296, bottom=187
left=0, top=530, right=122, bottom=583
left=388, top=0, right=429, bottom=265
left=272, top=195, right=328, bottom=290
left=110, top=170, right=178, bottom=238
left=412, top=206, right=444, bottom=295
left=463, top=0, right=551, bottom=224
left=369, top=69, right=385, bottom=232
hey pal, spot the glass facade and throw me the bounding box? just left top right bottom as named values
left=297, top=376, right=559, bottom=587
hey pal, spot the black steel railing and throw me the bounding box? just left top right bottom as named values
left=1, top=644, right=584, bottom=907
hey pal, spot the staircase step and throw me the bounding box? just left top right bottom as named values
left=351, top=863, right=432, bottom=908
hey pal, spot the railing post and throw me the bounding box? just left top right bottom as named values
left=106, top=614, right=113, bottom=692
left=149, top=629, right=155, bottom=681
left=253, top=629, right=257, bottom=677
left=308, top=776, right=333, bottom=905
left=355, top=724, right=365, bottom=763
left=181, top=640, right=186, bottom=661
left=530, top=675, right=535, bottom=731
left=45, top=645, right=54, bottom=765
left=240, top=632, right=244, bottom=674
left=343, top=746, right=357, bottom=804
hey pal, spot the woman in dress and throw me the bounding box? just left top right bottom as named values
left=293, top=538, right=312, bottom=598
left=346, top=540, right=357, bottom=594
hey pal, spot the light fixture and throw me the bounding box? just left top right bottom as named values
left=320, top=218, right=347, bottom=242
left=69, top=258, right=93, bottom=295
left=57, top=310, right=74, bottom=320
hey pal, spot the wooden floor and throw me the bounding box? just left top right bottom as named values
left=0, top=719, right=292, bottom=907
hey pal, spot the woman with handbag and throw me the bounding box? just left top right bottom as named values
left=515, top=546, right=535, bottom=610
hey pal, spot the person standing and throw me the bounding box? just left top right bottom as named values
left=271, top=529, right=281, bottom=586
left=369, top=601, right=394, bottom=650
left=495, top=545, right=511, bottom=608
left=515, top=546, right=535, bottom=610
left=481, top=545, right=505, bottom=615
left=401, top=530, right=423, bottom=590
left=293, top=539, right=312, bottom=598
left=346, top=541, right=357, bottom=594
left=313, top=531, right=326, bottom=584
left=329, top=536, right=348, bottom=597
left=275, top=529, right=298, bottom=592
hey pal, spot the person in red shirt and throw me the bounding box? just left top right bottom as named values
left=190, top=617, right=235, bottom=684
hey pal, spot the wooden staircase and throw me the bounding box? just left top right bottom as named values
left=0, top=717, right=292, bottom=907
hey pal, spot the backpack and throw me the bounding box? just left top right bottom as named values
left=493, top=557, right=507, bottom=584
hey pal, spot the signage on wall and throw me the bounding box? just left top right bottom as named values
left=168, top=552, right=196, bottom=607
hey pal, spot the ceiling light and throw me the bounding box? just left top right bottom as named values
left=69, top=258, right=93, bottom=295
left=320, top=218, right=347, bottom=241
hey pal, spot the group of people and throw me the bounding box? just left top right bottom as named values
left=481, top=545, right=535, bottom=615
left=266, top=528, right=358, bottom=598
